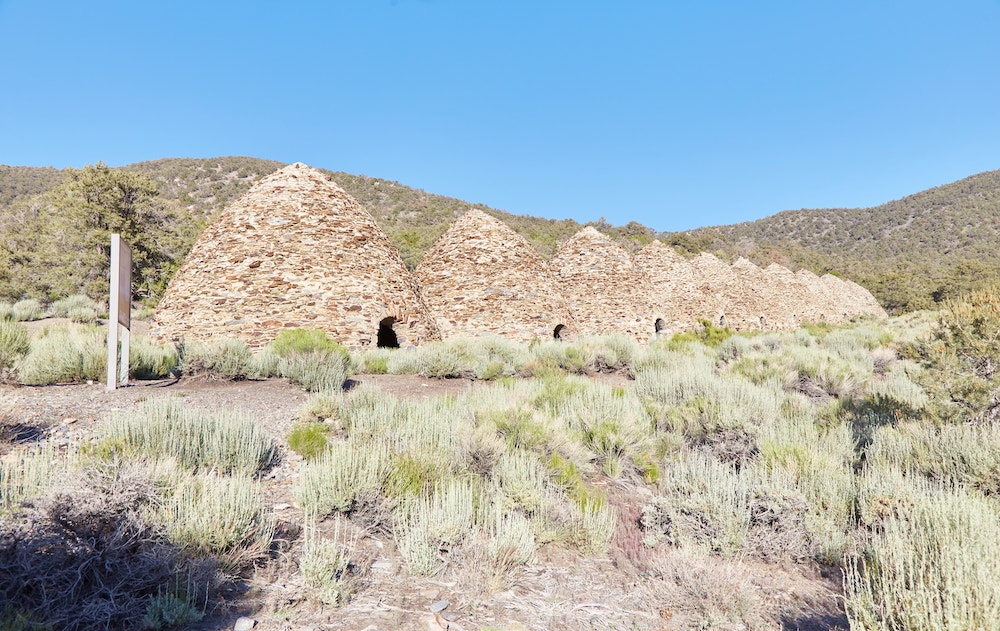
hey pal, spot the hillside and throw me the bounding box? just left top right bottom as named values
left=3, top=157, right=1000, bottom=312
left=683, top=170, right=1000, bottom=312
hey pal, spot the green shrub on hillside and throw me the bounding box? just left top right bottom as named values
left=912, top=287, right=1000, bottom=423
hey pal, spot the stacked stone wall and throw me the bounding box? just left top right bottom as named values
left=151, top=163, right=439, bottom=349
left=551, top=228, right=657, bottom=341
left=414, top=210, right=573, bottom=342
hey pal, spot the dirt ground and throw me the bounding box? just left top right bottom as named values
left=0, top=374, right=848, bottom=631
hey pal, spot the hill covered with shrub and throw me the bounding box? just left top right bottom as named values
left=2, top=157, right=999, bottom=311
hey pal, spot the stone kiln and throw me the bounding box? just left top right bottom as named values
left=150, top=163, right=439, bottom=349
left=550, top=227, right=657, bottom=341
left=633, top=240, right=714, bottom=335
left=414, top=210, right=574, bottom=342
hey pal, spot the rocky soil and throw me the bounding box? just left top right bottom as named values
left=1, top=375, right=847, bottom=631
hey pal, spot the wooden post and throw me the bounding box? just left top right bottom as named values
left=106, top=234, right=132, bottom=391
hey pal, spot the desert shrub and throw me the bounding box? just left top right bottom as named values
left=67, top=306, right=99, bottom=324
left=0, top=444, right=73, bottom=515
left=294, top=441, right=391, bottom=515
left=17, top=324, right=106, bottom=385
left=865, top=421, right=1000, bottom=495
left=271, top=328, right=349, bottom=362
left=417, top=343, right=466, bottom=378
left=279, top=350, right=348, bottom=392
left=248, top=346, right=280, bottom=379
left=49, top=294, right=103, bottom=319
left=0, top=302, right=12, bottom=321
left=141, top=585, right=205, bottom=630
left=482, top=503, right=536, bottom=578
left=298, top=392, right=341, bottom=424
left=580, top=499, right=618, bottom=554
left=0, top=478, right=215, bottom=631
left=129, top=337, right=179, bottom=380
left=643, top=549, right=779, bottom=631
left=562, top=385, right=653, bottom=478
left=353, top=348, right=391, bottom=374
left=385, top=349, right=422, bottom=374
left=912, top=287, right=1000, bottom=423
left=154, top=472, right=274, bottom=571
left=181, top=338, right=253, bottom=380
left=394, top=479, right=477, bottom=575
left=845, top=489, right=1000, bottom=630
left=300, top=517, right=355, bottom=606
left=0, top=319, right=30, bottom=378
left=493, top=450, right=547, bottom=512
left=132, top=305, right=156, bottom=321
left=287, top=422, right=331, bottom=460
left=642, top=455, right=752, bottom=556
left=96, top=399, right=274, bottom=474
left=10, top=299, right=42, bottom=322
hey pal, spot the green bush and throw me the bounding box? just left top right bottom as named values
left=913, top=287, right=1000, bottom=423
left=272, top=328, right=348, bottom=362
left=0, top=320, right=30, bottom=377
left=154, top=472, right=274, bottom=571
left=287, top=422, right=331, bottom=460
left=845, top=489, right=1000, bottom=629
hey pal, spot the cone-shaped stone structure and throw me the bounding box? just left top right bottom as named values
left=762, top=263, right=812, bottom=329
left=551, top=227, right=656, bottom=341
left=634, top=240, right=713, bottom=334
left=151, top=163, right=439, bottom=348
left=687, top=252, right=737, bottom=328
left=728, top=257, right=778, bottom=331
left=414, top=210, right=574, bottom=342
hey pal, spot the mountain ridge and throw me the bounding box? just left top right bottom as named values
left=2, top=156, right=999, bottom=312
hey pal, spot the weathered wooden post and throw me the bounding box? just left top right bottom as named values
left=106, top=234, right=132, bottom=391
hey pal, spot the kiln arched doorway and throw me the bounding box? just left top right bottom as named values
left=378, top=317, right=400, bottom=348
left=553, top=324, right=567, bottom=340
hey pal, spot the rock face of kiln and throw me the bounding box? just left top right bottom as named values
left=414, top=210, right=574, bottom=342
left=633, top=240, right=713, bottom=335
left=150, top=163, right=439, bottom=348
left=551, top=227, right=657, bottom=341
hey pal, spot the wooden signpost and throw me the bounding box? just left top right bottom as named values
left=106, top=234, right=132, bottom=391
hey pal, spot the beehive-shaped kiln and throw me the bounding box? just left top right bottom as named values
left=551, top=227, right=656, bottom=341
left=633, top=240, right=712, bottom=334
left=414, top=210, right=574, bottom=342
left=151, top=163, right=439, bottom=348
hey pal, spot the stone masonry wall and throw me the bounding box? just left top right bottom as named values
left=551, top=227, right=657, bottom=341
left=414, top=210, right=574, bottom=342
left=150, top=163, right=440, bottom=349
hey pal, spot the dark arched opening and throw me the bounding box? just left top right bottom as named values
left=378, top=317, right=400, bottom=348
left=553, top=324, right=567, bottom=340
left=654, top=318, right=666, bottom=335
left=718, top=314, right=728, bottom=329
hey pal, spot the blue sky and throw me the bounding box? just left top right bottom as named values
left=1, top=1, right=997, bottom=231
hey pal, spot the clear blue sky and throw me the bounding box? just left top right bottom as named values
left=1, top=1, right=998, bottom=231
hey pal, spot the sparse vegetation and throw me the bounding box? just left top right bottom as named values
left=7, top=301, right=1000, bottom=627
